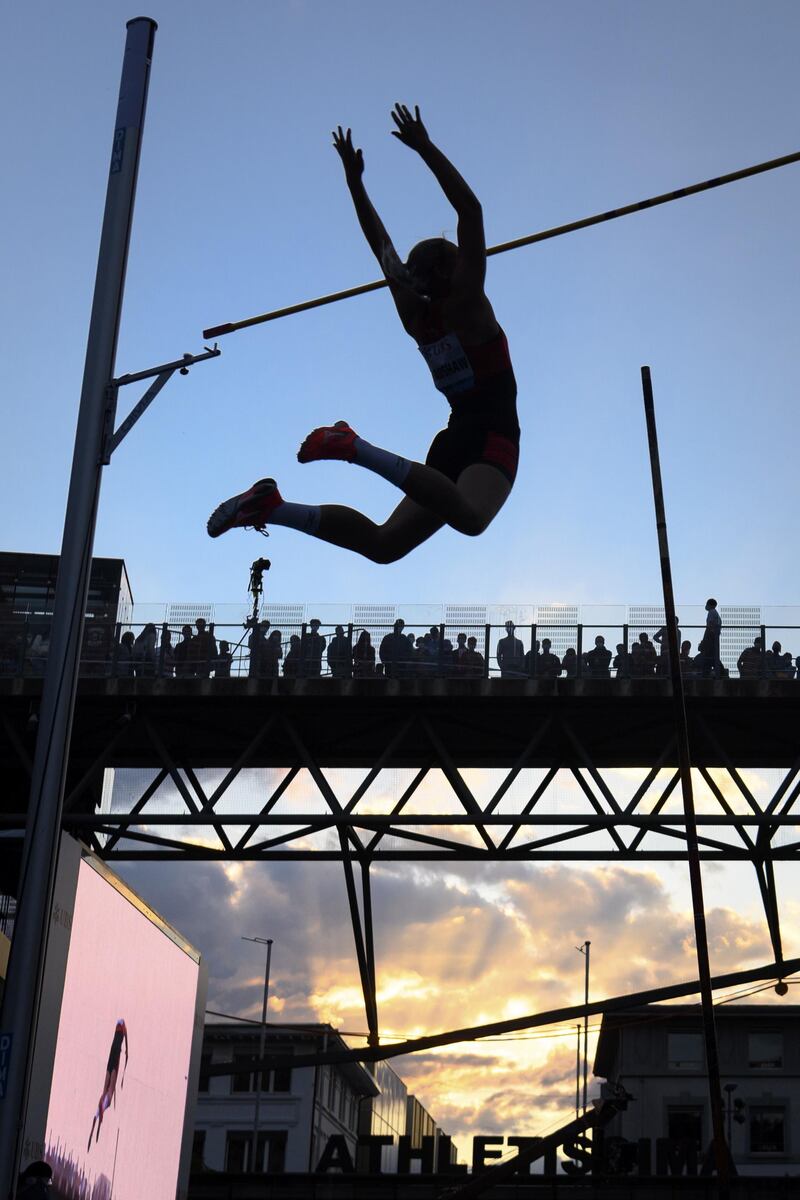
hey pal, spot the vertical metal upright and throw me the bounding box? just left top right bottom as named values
left=0, top=20, right=157, bottom=1193
left=641, top=366, right=730, bottom=1194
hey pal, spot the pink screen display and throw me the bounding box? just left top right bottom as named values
left=44, top=859, right=199, bottom=1200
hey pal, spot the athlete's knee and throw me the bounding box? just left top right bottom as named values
left=368, top=542, right=409, bottom=565
left=450, top=508, right=490, bottom=537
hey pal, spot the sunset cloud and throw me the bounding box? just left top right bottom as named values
left=118, top=853, right=782, bottom=1148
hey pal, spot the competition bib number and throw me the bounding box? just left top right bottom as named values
left=419, top=334, right=475, bottom=396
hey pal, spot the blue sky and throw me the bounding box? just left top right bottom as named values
left=5, top=1, right=800, bottom=1148
left=3, top=0, right=799, bottom=608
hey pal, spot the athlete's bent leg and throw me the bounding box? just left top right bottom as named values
left=314, top=497, right=444, bottom=563
left=298, top=422, right=512, bottom=535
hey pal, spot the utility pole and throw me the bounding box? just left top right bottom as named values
left=242, top=936, right=273, bottom=1173
left=0, top=21, right=157, bottom=1193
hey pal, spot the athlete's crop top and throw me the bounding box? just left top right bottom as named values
left=417, top=326, right=513, bottom=402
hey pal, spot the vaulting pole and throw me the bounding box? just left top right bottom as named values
left=0, top=21, right=156, bottom=1193
left=641, top=365, right=730, bottom=1195
left=204, top=148, right=800, bottom=339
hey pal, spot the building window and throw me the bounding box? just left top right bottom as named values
left=667, top=1032, right=703, bottom=1070
left=231, top=1054, right=255, bottom=1093
left=667, top=1106, right=702, bottom=1149
left=229, top=1054, right=292, bottom=1094
left=191, top=1130, right=206, bottom=1170
left=273, top=1065, right=292, bottom=1092
left=226, top=1130, right=288, bottom=1173
left=750, top=1106, right=786, bottom=1153
left=198, top=1053, right=211, bottom=1092
left=748, top=1032, right=783, bottom=1069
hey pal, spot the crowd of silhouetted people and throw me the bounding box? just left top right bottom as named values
left=2, top=599, right=800, bottom=682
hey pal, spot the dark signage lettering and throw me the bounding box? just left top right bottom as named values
left=314, top=1131, right=721, bottom=1177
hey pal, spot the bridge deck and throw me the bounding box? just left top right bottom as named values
left=1, top=677, right=798, bottom=772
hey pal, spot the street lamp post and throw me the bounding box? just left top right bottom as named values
left=242, top=936, right=273, bottom=1174
left=576, top=941, right=591, bottom=1113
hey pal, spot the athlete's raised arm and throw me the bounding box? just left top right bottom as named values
left=333, top=125, right=421, bottom=326
left=390, top=103, right=486, bottom=287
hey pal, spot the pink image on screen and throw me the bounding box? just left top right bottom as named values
left=45, top=859, right=199, bottom=1199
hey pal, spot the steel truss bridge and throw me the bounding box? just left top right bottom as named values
left=2, top=675, right=800, bottom=1044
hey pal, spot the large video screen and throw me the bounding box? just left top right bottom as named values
left=43, top=857, right=200, bottom=1200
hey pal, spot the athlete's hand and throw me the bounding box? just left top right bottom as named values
left=390, top=103, right=431, bottom=152
left=332, top=126, right=364, bottom=182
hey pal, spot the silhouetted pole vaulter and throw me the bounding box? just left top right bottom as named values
left=0, top=22, right=219, bottom=1194
left=208, top=104, right=521, bottom=563
left=203, top=147, right=800, bottom=340
left=641, top=366, right=732, bottom=1196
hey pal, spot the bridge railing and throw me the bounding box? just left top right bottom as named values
left=1, top=619, right=798, bottom=682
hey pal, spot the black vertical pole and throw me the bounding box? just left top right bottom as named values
left=0, top=21, right=157, bottom=1193
left=641, top=366, right=730, bottom=1193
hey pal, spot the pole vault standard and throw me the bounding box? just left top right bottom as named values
left=203, top=147, right=800, bottom=339
left=641, top=366, right=731, bottom=1195
left=0, top=21, right=219, bottom=1192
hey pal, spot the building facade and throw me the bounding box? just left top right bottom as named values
left=594, top=1004, right=800, bottom=1177
left=193, top=1023, right=378, bottom=1175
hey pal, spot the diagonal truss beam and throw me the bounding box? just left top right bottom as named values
left=203, top=957, right=800, bottom=1079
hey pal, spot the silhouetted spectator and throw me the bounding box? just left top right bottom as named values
left=497, top=620, right=524, bottom=677
left=380, top=619, right=410, bottom=678
left=440, top=636, right=454, bottom=674
left=352, top=630, right=375, bottom=677
left=327, top=625, right=351, bottom=678
left=584, top=635, right=612, bottom=678
left=413, top=635, right=427, bottom=675
left=262, top=629, right=283, bottom=678
left=766, top=640, right=794, bottom=680
left=561, top=647, right=578, bottom=678
left=248, top=620, right=270, bottom=677
left=463, top=635, right=484, bottom=677
left=612, top=643, right=629, bottom=678
left=133, top=623, right=157, bottom=677
left=303, top=618, right=326, bottom=677
left=737, top=636, right=763, bottom=678
left=523, top=639, right=540, bottom=677
left=116, top=631, right=135, bottom=678
left=174, top=625, right=195, bottom=678
left=653, top=617, right=681, bottom=675
left=424, top=626, right=443, bottom=674
left=191, top=617, right=217, bottom=679
left=17, top=1160, right=53, bottom=1198
left=214, top=639, right=232, bottom=678
left=283, top=634, right=302, bottom=678
left=453, top=632, right=468, bottom=674
left=679, top=640, right=695, bottom=676
left=538, top=638, right=561, bottom=679
left=630, top=632, right=657, bottom=677
left=704, top=598, right=722, bottom=678
left=157, top=627, right=175, bottom=677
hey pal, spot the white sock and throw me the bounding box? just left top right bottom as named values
left=269, top=501, right=321, bottom=536
left=352, top=436, right=411, bottom=487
